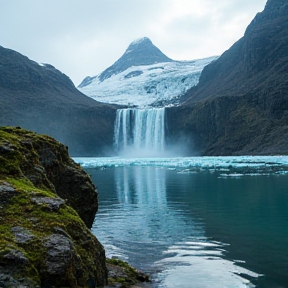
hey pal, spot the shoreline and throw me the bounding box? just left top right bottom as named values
left=105, top=258, right=151, bottom=288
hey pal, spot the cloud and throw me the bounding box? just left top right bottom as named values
left=0, top=0, right=267, bottom=85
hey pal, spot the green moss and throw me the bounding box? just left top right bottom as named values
left=108, top=276, right=127, bottom=284
left=8, top=177, right=54, bottom=196
left=0, top=127, right=108, bottom=287
left=24, top=239, right=46, bottom=273
left=0, top=224, right=14, bottom=250
left=107, top=258, right=139, bottom=277
left=106, top=258, right=149, bottom=286
left=0, top=129, right=32, bottom=178
left=0, top=126, right=65, bottom=175
left=0, top=127, right=22, bottom=143
left=0, top=154, right=22, bottom=176
left=0, top=185, right=77, bottom=283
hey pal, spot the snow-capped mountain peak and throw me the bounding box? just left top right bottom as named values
left=124, top=37, right=151, bottom=53
left=79, top=37, right=173, bottom=85
left=130, top=37, right=150, bottom=45
left=78, top=38, right=218, bottom=107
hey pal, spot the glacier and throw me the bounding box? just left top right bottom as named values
left=78, top=37, right=217, bottom=107
left=78, top=57, right=217, bottom=107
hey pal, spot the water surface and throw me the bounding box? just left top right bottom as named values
left=75, top=156, right=288, bottom=288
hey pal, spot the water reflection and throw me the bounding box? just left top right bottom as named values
left=115, top=166, right=167, bottom=206
left=108, top=167, right=203, bottom=250
left=89, top=166, right=265, bottom=287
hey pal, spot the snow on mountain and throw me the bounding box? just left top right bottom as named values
left=78, top=37, right=218, bottom=107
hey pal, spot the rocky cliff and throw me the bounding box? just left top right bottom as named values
left=0, top=127, right=107, bottom=287
left=167, top=0, right=288, bottom=155
left=0, top=46, right=118, bottom=156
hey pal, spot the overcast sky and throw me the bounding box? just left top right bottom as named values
left=0, top=0, right=267, bottom=86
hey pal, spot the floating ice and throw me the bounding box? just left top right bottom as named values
left=74, top=156, right=288, bottom=176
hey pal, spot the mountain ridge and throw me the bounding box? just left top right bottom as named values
left=0, top=45, right=118, bottom=156
left=167, top=0, right=288, bottom=155
left=181, top=0, right=288, bottom=104
left=78, top=38, right=217, bottom=107
left=79, top=37, right=173, bottom=87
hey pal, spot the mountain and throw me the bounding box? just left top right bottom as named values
left=182, top=0, right=288, bottom=104
left=78, top=37, right=217, bottom=107
left=94, top=37, right=173, bottom=83
left=167, top=0, right=288, bottom=155
left=0, top=45, right=118, bottom=156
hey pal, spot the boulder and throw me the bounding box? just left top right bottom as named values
left=0, top=127, right=107, bottom=287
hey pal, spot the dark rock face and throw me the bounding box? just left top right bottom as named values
left=184, top=0, right=288, bottom=104
left=79, top=37, right=173, bottom=85
left=0, top=46, right=118, bottom=156
left=46, top=165, right=98, bottom=228
left=167, top=95, right=288, bottom=155
left=0, top=127, right=107, bottom=287
left=43, top=234, right=74, bottom=275
left=34, top=141, right=99, bottom=228
left=169, top=0, right=288, bottom=155
left=0, top=126, right=98, bottom=228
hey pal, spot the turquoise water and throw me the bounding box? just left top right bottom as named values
left=76, top=156, right=288, bottom=288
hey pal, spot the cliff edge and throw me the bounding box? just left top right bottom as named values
left=167, top=0, right=288, bottom=155
left=0, top=127, right=107, bottom=287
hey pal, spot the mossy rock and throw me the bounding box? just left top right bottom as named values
left=0, top=127, right=107, bottom=287
left=0, top=126, right=98, bottom=228
left=106, top=258, right=150, bottom=287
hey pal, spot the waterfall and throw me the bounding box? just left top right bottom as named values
left=114, top=108, right=165, bottom=156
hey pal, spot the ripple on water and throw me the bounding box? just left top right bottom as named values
left=154, top=239, right=262, bottom=288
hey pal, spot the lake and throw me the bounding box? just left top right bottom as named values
left=75, top=156, right=288, bottom=288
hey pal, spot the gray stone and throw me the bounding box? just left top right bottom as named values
left=43, top=234, right=74, bottom=276
left=0, top=182, right=18, bottom=206
left=0, top=143, right=16, bottom=154
left=31, top=196, right=65, bottom=211
left=3, top=249, right=28, bottom=264
left=11, top=226, right=34, bottom=244
left=0, top=182, right=15, bottom=193
left=0, top=272, right=40, bottom=288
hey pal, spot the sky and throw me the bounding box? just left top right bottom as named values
left=0, top=0, right=267, bottom=86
